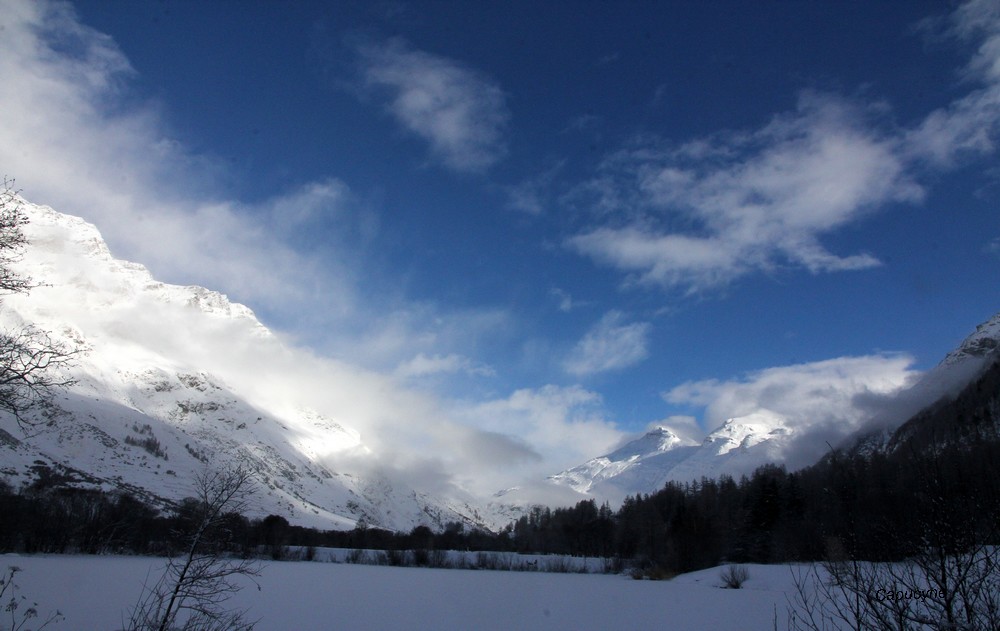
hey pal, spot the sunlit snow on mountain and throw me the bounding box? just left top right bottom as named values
left=0, top=197, right=497, bottom=530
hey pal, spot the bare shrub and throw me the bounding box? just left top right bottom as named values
left=411, top=547, right=430, bottom=567
left=644, top=565, right=677, bottom=581
left=428, top=549, right=451, bottom=569
left=385, top=548, right=406, bottom=567
left=720, top=564, right=750, bottom=589
left=475, top=551, right=514, bottom=571
left=630, top=565, right=676, bottom=581
left=786, top=545, right=1000, bottom=631
left=345, top=548, right=370, bottom=565
left=126, top=434, right=168, bottom=460
left=603, top=556, right=626, bottom=574
left=543, top=557, right=573, bottom=573
left=0, top=566, right=63, bottom=630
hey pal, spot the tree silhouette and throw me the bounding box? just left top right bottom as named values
left=0, top=179, right=77, bottom=429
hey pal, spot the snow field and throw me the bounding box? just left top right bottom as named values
left=3, top=554, right=795, bottom=630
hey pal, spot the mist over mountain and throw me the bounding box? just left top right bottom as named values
left=0, top=196, right=496, bottom=531
left=545, top=316, right=1000, bottom=503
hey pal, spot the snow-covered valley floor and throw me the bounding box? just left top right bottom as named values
left=2, top=554, right=801, bottom=630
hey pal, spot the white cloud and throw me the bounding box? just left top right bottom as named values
left=664, top=354, right=920, bottom=467
left=564, top=310, right=651, bottom=376
left=568, top=227, right=740, bottom=290
left=345, top=303, right=511, bottom=371
left=952, top=0, right=1000, bottom=84
left=505, top=161, right=564, bottom=215
left=464, top=385, right=622, bottom=481
left=0, top=0, right=361, bottom=319
left=395, top=352, right=495, bottom=378
left=356, top=39, right=509, bottom=173
left=646, top=415, right=704, bottom=443
left=666, top=354, right=918, bottom=426
left=568, top=1, right=1000, bottom=294
left=549, top=288, right=577, bottom=313
left=567, top=93, right=922, bottom=292
left=505, top=180, right=546, bottom=215
left=905, top=0, right=1000, bottom=166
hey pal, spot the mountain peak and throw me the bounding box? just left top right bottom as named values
left=0, top=196, right=489, bottom=532
left=702, top=412, right=789, bottom=455
left=943, top=312, right=1000, bottom=365
left=14, top=198, right=269, bottom=336
left=545, top=426, right=699, bottom=497
left=604, top=426, right=691, bottom=460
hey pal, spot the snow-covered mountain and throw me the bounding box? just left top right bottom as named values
left=548, top=312, right=1000, bottom=502
left=0, top=197, right=488, bottom=531
left=547, top=427, right=697, bottom=498
left=844, top=312, right=1000, bottom=457
left=546, top=413, right=792, bottom=502
left=919, top=312, right=1000, bottom=392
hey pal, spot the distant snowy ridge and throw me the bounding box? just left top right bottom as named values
left=548, top=312, right=1000, bottom=502
left=547, top=413, right=790, bottom=502
left=547, top=426, right=697, bottom=495
left=0, top=197, right=487, bottom=531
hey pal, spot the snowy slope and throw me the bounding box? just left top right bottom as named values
left=547, top=413, right=790, bottom=501
left=547, top=427, right=698, bottom=497
left=0, top=198, right=485, bottom=531
left=911, top=312, right=1000, bottom=400
left=844, top=314, right=1000, bottom=456
left=548, top=313, right=1000, bottom=501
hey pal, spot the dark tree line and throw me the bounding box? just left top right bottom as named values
left=502, top=447, right=995, bottom=577
left=501, top=365, right=1000, bottom=574
left=0, top=469, right=506, bottom=558
left=4, top=435, right=996, bottom=575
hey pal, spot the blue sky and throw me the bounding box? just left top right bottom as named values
left=1, top=0, right=999, bottom=491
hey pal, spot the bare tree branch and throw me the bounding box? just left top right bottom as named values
left=0, top=178, right=78, bottom=430
left=786, top=458, right=1000, bottom=631
left=0, top=179, right=34, bottom=296
left=127, top=466, right=261, bottom=631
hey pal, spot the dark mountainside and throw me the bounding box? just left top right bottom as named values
left=886, top=355, right=1000, bottom=454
